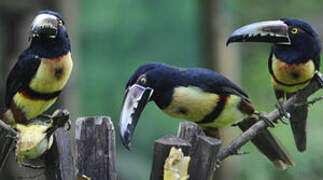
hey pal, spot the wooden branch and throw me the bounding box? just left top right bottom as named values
left=217, top=75, right=322, bottom=161
left=0, top=120, right=18, bottom=137
left=0, top=120, right=17, bottom=172
left=75, top=116, right=117, bottom=180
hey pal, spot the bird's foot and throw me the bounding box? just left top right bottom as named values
left=275, top=99, right=290, bottom=125
left=52, top=109, right=71, bottom=130
left=254, top=111, right=275, bottom=128
left=38, top=114, right=52, bottom=119
left=314, top=72, right=323, bottom=88
left=21, top=162, right=45, bottom=169
left=231, top=150, right=250, bottom=156
left=5, top=134, right=18, bottom=141
left=215, top=159, right=222, bottom=169
left=65, top=119, right=71, bottom=131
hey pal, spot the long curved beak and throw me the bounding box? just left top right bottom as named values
left=31, top=14, right=58, bottom=39
left=119, top=84, right=154, bottom=149
left=227, top=20, right=290, bottom=46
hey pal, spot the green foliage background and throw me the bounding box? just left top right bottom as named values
left=0, top=0, right=322, bottom=179
left=79, top=0, right=323, bottom=179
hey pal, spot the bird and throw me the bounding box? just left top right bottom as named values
left=15, top=109, right=70, bottom=165
left=226, top=18, right=322, bottom=152
left=2, top=10, right=73, bottom=126
left=119, top=62, right=294, bottom=170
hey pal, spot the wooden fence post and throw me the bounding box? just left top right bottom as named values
left=149, top=122, right=222, bottom=180
left=75, top=116, right=117, bottom=180
left=54, top=128, right=76, bottom=180
left=150, top=135, right=192, bottom=180
left=177, top=122, right=222, bottom=180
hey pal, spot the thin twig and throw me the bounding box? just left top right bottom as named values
left=217, top=74, right=322, bottom=161
left=295, top=96, right=323, bottom=107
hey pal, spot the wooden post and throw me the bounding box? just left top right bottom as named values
left=177, top=122, right=206, bottom=155
left=150, top=135, right=192, bottom=180
left=177, top=122, right=222, bottom=180
left=75, top=116, right=117, bottom=180
left=0, top=128, right=74, bottom=180
left=54, top=128, right=75, bottom=180
left=188, top=136, right=221, bottom=180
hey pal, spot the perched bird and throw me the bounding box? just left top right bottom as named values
left=227, top=18, right=322, bottom=152
left=15, top=109, right=70, bottom=165
left=119, top=63, right=294, bottom=170
left=3, top=10, right=72, bottom=125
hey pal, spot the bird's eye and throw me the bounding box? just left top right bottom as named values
left=140, top=77, right=147, bottom=84
left=291, top=28, right=298, bottom=34
left=59, top=20, right=63, bottom=26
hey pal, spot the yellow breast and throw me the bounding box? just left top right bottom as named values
left=30, top=52, right=73, bottom=93
left=271, top=55, right=315, bottom=92
left=162, top=86, right=219, bottom=122
left=162, top=86, right=246, bottom=128
left=13, top=94, right=57, bottom=119
left=199, top=95, right=246, bottom=128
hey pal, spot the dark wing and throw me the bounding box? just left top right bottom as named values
left=268, top=48, right=274, bottom=75
left=185, top=68, right=249, bottom=100
left=5, top=51, right=41, bottom=108
left=313, top=54, right=320, bottom=71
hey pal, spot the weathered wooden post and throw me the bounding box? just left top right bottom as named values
left=150, top=122, right=222, bottom=180
left=178, top=123, right=222, bottom=180
left=75, top=116, right=117, bottom=180
left=150, top=135, right=192, bottom=180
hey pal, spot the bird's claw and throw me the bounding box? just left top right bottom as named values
left=39, top=114, right=52, bottom=119
left=254, top=111, right=275, bottom=128
left=215, top=159, right=222, bottom=169
left=314, top=72, right=323, bottom=88
left=65, top=119, right=71, bottom=131
left=233, top=150, right=249, bottom=156
left=275, top=99, right=290, bottom=124
left=21, top=162, right=45, bottom=169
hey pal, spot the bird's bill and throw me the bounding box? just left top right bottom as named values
left=227, top=20, right=290, bottom=45
left=31, top=14, right=58, bottom=39
left=119, top=84, right=154, bottom=149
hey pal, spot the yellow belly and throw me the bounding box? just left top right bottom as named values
left=162, top=86, right=246, bottom=128
left=199, top=95, right=246, bottom=128
left=13, top=93, right=57, bottom=119
left=30, top=52, right=73, bottom=93
left=271, top=55, right=315, bottom=92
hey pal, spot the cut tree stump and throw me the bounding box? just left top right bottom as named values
left=75, top=116, right=117, bottom=180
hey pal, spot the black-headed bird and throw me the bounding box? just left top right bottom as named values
left=227, top=18, right=322, bottom=152
left=3, top=11, right=72, bottom=125
left=119, top=63, right=294, bottom=170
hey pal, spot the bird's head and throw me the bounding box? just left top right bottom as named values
left=226, top=18, right=321, bottom=61
left=30, top=10, right=66, bottom=41
left=119, top=63, right=177, bottom=149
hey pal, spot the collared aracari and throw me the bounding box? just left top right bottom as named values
left=119, top=63, right=294, bottom=170
left=227, top=18, right=322, bottom=152
left=15, top=109, right=70, bottom=165
left=3, top=11, right=73, bottom=126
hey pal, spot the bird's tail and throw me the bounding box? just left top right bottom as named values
left=287, top=92, right=308, bottom=152
left=238, top=118, right=295, bottom=170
